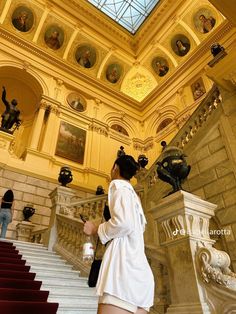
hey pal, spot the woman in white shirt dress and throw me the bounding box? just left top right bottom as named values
left=84, top=155, right=154, bottom=314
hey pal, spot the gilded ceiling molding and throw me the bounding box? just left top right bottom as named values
left=97, top=47, right=116, bottom=79
left=32, top=8, right=50, bottom=43
left=0, top=0, right=12, bottom=24
left=134, top=0, right=182, bottom=52
left=62, top=28, right=80, bottom=60
left=144, top=20, right=233, bottom=108
left=0, top=28, right=139, bottom=109
left=178, top=20, right=201, bottom=45
left=53, top=0, right=133, bottom=51
left=121, top=66, right=157, bottom=102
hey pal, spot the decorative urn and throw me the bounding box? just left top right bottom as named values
left=211, top=43, right=225, bottom=57
left=58, top=166, right=73, bottom=186
left=23, top=205, right=35, bottom=221
left=138, top=154, right=148, bottom=169
left=156, top=141, right=191, bottom=195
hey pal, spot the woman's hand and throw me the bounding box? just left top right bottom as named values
left=83, top=221, right=98, bottom=236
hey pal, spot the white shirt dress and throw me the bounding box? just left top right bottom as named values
left=97, top=179, right=154, bottom=309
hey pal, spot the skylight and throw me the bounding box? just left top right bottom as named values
left=86, top=0, right=161, bottom=34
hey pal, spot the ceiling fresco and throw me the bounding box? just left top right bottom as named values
left=0, top=0, right=224, bottom=102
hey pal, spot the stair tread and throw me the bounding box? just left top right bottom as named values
left=0, top=240, right=98, bottom=313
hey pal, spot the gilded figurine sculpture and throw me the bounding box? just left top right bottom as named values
left=1, top=86, right=21, bottom=134
left=156, top=141, right=191, bottom=195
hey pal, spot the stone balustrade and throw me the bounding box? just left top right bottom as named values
left=143, top=84, right=222, bottom=189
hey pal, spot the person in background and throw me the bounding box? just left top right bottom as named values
left=96, top=185, right=111, bottom=222
left=0, top=189, right=14, bottom=238
left=84, top=155, right=154, bottom=314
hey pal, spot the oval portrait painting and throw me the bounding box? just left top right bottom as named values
left=194, top=8, right=216, bottom=34
left=152, top=57, right=169, bottom=77
left=44, top=25, right=64, bottom=50
left=75, top=45, right=96, bottom=69
left=171, top=34, right=191, bottom=57
left=106, top=64, right=122, bottom=84
left=67, top=92, right=86, bottom=112
left=12, top=6, right=34, bottom=32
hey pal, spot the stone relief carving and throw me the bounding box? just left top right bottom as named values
left=198, top=246, right=236, bottom=291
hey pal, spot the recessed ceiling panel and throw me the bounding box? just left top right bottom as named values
left=86, top=0, right=161, bottom=34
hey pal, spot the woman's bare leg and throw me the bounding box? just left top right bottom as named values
left=98, top=304, right=132, bottom=314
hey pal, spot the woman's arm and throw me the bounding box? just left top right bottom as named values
left=83, top=188, right=135, bottom=244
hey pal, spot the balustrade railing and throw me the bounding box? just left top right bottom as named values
left=143, top=84, right=222, bottom=189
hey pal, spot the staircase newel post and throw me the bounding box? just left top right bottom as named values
left=150, top=190, right=217, bottom=314
left=47, top=186, right=78, bottom=251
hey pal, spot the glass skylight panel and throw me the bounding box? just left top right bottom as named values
left=86, top=0, right=161, bottom=34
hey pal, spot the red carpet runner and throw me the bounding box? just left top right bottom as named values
left=0, top=240, right=59, bottom=314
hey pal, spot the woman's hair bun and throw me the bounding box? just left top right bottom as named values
left=115, top=155, right=140, bottom=180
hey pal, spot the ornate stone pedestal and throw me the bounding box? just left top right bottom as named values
left=47, top=186, right=79, bottom=250
left=150, top=191, right=217, bottom=314
left=0, top=130, right=13, bottom=151
left=16, top=221, right=35, bottom=242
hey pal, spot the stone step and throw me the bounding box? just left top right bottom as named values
left=48, top=295, right=98, bottom=305
left=36, top=277, right=89, bottom=287
left=21, top=254, right=67, bottom=264
left=13, top=240, right=48, bottom=250
left=35, top=270, right=80, bottom=280
left=6, top=240, right=98, bottom=313
left=57, top=305, right=97, bottom=314
left=16, top=247, right=59, bottom=256
left=41, top=285, right=96, bottom=296
left=25, top=260, right=73, bottom=270
left=30, top=265, right=81, bottom=277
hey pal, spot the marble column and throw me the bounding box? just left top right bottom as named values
left=29, top=101, right=47, bottom=150
left=150, top=191, right=217, bottom=314
left=41, top=104, right=60, bottom=155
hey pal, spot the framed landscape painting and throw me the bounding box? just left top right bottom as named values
left=55, top=121, right=86, bottom=164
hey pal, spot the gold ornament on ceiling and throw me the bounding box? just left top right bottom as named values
left=122, top=72, right=156, bottom=102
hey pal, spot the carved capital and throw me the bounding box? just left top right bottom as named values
left=89, top=122, right=108, bottom=136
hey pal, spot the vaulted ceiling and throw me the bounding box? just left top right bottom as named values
left=0, top=0, right=227, bottom=106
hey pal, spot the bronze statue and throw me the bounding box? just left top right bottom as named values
left=117, top=146, right=125, bottom=158
left=1, top=86, right=21, bottom=133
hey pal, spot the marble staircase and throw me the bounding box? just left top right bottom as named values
left=10, top=240, right=98, bottom=314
